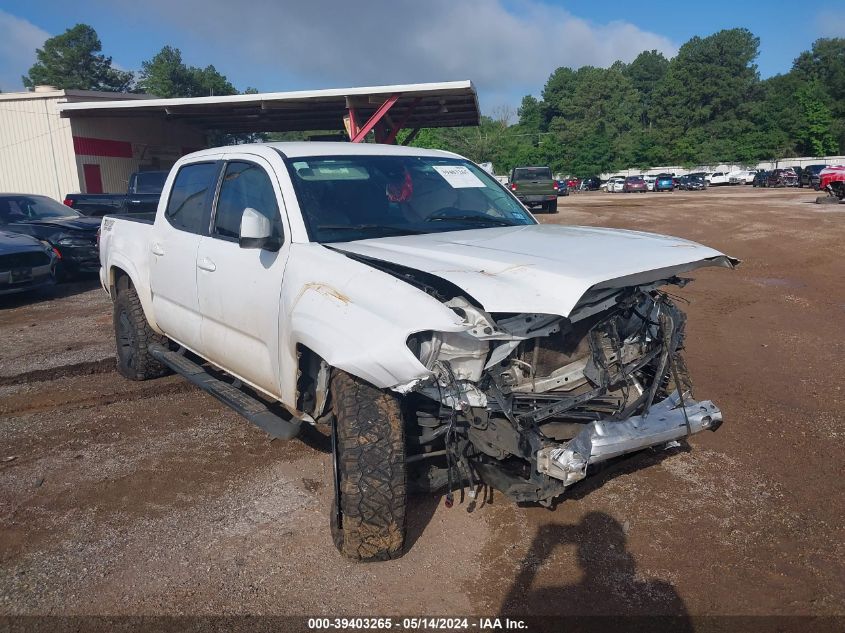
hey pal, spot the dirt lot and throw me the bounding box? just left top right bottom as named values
left=1, top=187, right=843, bottom=622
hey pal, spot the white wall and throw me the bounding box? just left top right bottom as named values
left=0, top=93, right=79, bottom=199
left=70, top=117, right=206, bottom=193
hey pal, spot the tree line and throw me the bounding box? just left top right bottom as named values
left=18, top=24, right=845, bottom=176
left=417, top=29, right=845, bottom=176
left=21, top=24, right=245, bottom=99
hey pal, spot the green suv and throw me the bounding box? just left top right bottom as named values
left=508, top=166, right=558, bottom=213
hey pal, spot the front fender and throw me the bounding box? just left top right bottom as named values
left=279, top=243, right=466, bottom=402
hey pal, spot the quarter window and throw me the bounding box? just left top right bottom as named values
left=165, top=162, right=219, bottom=234
left=213, top=161, right=282, bottom=240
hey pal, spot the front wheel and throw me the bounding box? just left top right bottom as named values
left=330, top=370, right=407, bottom=561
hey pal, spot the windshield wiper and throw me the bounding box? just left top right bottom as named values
left=425, top=213, right=514, bottom=227
left=316, top=224, right=423, bottom=236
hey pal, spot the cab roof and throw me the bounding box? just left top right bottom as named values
left=183, top=142, right=464, bottom=161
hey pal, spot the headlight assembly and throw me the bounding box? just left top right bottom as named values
left=56, top=237, right=92, bottom=247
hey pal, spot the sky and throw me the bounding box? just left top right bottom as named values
left=2, top=0, right=844, bottom=113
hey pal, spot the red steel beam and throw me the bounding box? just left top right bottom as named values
left=350, top=93, right=400, bottom=143
left=385, top=97, right=421, bottom=145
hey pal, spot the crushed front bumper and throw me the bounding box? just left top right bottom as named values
left=536, top=393, right=722, bottom=486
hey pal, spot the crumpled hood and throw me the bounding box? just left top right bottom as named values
left=15, top=216, right=102, bottom=233
left=333, top=224, right=736, bottom=317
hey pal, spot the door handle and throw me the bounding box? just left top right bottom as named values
left=151, top=243, right=165, bottom=256
left=197, top=257, right=216, bottom=272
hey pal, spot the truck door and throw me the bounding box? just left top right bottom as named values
left=195, top=155, right=290, bottom=397
left=149, top=160, right=221, bottom=352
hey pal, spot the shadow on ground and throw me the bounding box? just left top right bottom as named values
left=500, top=512, right=691, bottom=629
left=0, top=276, right=100, bottom=310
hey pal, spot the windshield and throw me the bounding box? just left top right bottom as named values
left=133, top=171, right=167, bottom=194
left=286, top=155, right=536, bottom=244
left=0, top=195, right=80, bottom=223
left=512, top=167, right=552, bottom=181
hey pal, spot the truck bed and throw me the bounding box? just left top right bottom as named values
left=110, top=212, right=155, bottom=225
left=98, top=214, right=155, bottom=310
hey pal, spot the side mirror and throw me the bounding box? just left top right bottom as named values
left=239, top=207, right=279, bottom=251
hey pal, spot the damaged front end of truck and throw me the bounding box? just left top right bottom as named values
left=401, top=277, right=725, bottom=505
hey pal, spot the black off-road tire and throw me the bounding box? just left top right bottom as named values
left=547, top=200, right=558, bottom=213
left=330, top=370, right=407, bottom=561
left=113, top=283, right=169, bottom=380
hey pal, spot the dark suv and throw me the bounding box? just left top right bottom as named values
left=800, top=164, right=828, bottom=190
left=580, top=176, right=601, bottom=191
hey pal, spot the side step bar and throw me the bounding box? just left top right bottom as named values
left=148, top=344, right=301, bottom=440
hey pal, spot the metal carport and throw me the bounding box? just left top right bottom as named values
left=58, top=81, right=480, bottom=145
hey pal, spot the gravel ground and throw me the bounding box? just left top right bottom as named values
left=0, top=186, right=843, bottom=623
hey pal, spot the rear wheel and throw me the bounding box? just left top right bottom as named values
left=113, top=281, right=169, bottom=380
left=547, top=200, right=558, bottom=213
left=330, top=370, right=407, bottom=561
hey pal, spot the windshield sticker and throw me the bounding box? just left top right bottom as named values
left=432, top=165, right=485, bottom=188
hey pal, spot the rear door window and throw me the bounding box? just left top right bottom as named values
left=164, top=162, right=220, bottom=234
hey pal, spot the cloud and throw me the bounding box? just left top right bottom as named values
left=0, top=10, right=49, bottom=92
left=112, top=0, right=676, bottom=107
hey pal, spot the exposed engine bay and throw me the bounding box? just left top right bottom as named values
left=404, top=279, right=723, bottom=505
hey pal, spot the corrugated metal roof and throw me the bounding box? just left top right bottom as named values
left=0, top=89, right=154, bottom=103
left=57, top=81, right=480, bottom=133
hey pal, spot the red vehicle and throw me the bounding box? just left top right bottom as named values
left=766, top=168, right=799, bottom=188
left=622, top=176, right=647, bottom=193
left=819, top=166, right=845, bottom=200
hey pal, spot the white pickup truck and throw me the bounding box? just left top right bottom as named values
left=99, top=142, right=737, bottom=561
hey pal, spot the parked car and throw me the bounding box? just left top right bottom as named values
left=606, top=176, right=626, bottom=193
left=623, top=176, right=647, bottom=193
left=707, top=172, right=730, bottom=186
left=580, top=176, right=601, bottom=191
left=0, top=194, right=102, bottom=280
left=752, top=171, right=769, bottom=187
left=766, top=169, right=799, bottom=188
left=688, top=172, right=709, bottom=186
left=643, top=175, right=656, bottom=191
left=677, top=175, right=706, bottom=191
left=555, top=180, right=570, bottom=197
left=800, top=164, right=828, bottom=190
left=783, top=167, right=799, bottom=186
left=0, top=229, right=57, bottom=295
left=654, top=173, right=675, bottom=192
left=728, top=170, right=757, bottom=185
left=98, top=142, right=736, bottom=561
left=64, top=170, right=168, bottom=217
left=509, top=166, right=558, bottom=212
left=820, top=165, right=845, bottom=200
